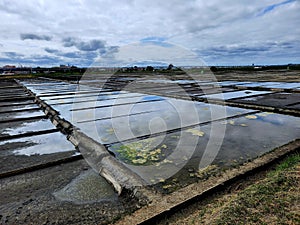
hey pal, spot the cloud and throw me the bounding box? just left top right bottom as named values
left=197, top=40, right=300, bottom=65
left=0, top=54, right=61, bottom=67
left=93, top=42, right=203, bottom=67
left=44, top=48, right=59, bottom=54
left=43, top=47, right=99, bottom=66
left=20, top=33, right=52, bottom=41
left=258, top=0, right=295, bottom=16
left=62, top=37, right=106, bottom=52
left=0, top=0, right=299, bottom=66
left=140, top=37, right=167, bottom=43
left=62, top=37, right=77, bottom=48
left=3, top=51, right=24, bottom=58
left=140, top=36, right=173, bottom=47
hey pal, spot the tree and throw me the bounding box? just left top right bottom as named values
left=146, top=66, right=154, bottom=71
left=167, top=64, right=174, bottom=70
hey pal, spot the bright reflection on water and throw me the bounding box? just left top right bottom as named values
left=0, top=132, right=75, bottom=156
left=0, top=119, right=54, bottom=137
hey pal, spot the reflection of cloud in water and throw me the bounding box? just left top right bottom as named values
left=2, top=119, right=54, bottom=136
left=141, top=95, right=165, bottom=101
left=2, top=132, right=75, bottom=156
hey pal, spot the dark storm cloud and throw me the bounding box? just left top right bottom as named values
left=20, top=33, right=52, bottom=41
left=62, top=37, right=106, bottom=52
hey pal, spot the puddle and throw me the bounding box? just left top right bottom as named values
left=235, top=82, right=300, bottom=90
left=0, top=93, right=28, bottom=99
left=0, top=150, right=78, bottom=177
left=0, top=132, right=75, bottom=156
left=203, top=90, right=271, bottom=100
left=0, top=103, right=39, bottom=113
left=53, top=169, right=117, bottom=204
left=0, top=100, right=35, bottom=107
left=40, top=90, right=126, bottom=101
left=0, top=119, right=55, bottom=137
left=48, top=92, right=146, bottom=106
left=70, top=94, right=153, bottom=110
left=0, top=110, right=45, bottom=122
left=38, top=85, right=99, bottom=93
left=70, top=100, right=166, bottom=123
left=230, top=92, right=300, bottom=107
left=218, top=81, right=251, bottom=86
left=235, top=82, right=267, bottom=88
left=264, top=82, right=300, bottom=89
left=38, top=90, right=104, bottom=98
left=22, top=81, right=103, bottom=97
left=137, top=79, right=179, bottom=84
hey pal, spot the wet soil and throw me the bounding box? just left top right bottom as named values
left=0, top=160, right=140, bottom=225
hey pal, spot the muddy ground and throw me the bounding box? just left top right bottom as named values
left=0, top=159, right=140, bottom=224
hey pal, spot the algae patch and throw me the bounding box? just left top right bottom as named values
left=113, top=138, right=167, bottom=165
left=186, top=128, right=205, bottom=137
left=245, top=115, right=257, bottom=119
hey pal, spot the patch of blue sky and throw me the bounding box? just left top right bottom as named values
left=142, top=95, right=165, bottom=101
left=257, top=0, right=295, bottom=16
left=140, top=36, right=173, bottom=47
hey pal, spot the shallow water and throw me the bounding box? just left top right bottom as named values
left=0, top=132, right=75, bottom=156
left=53, top=169, right=117, bottom=204
left=230, top=92, right=300, bottom=107
left=218, top=81, right=251, bottom=86
left=0, top=110, right=45, bottom=122
left=264, top=82, right=300, bottom=89
left=203, top=90, right=271, bottom=100
left=76, top=99, right=255, bottom=144
left=0, top=103, right=39, bottom=113
left=40, top=90, right=125, bottom=101
left=108, top=112, right=300, bottom=184
left=48, top=92, right=146, bottom=106
left=235, top=82, right=300, bottom=90
left=0, top=119, right=55, bottom=137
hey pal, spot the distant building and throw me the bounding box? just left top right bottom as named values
left=3, top=65, right=16, bottom=69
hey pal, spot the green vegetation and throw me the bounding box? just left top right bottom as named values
left=213, top=153, right=299, bottom=225
left=113, top=139, right=167, bottom=165
left=159, top=153, right=300, bottom=224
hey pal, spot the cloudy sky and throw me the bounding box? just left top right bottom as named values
left=0, top=0, right=299, bottom=67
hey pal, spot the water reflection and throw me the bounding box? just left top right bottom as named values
left=0, top=119, right=55, bottom=137
left=203, top=90, right=271, bottom=100
left=0, top=132, right=75, bottom=156
left=108, top=112, right=300, bottom=184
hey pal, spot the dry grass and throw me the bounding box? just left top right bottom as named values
left=158, top=153, right=300, bottom=225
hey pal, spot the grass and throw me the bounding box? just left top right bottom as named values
left=158, top=153, right=300, bottom=225
left=214, top=153, right=300, bottom=225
